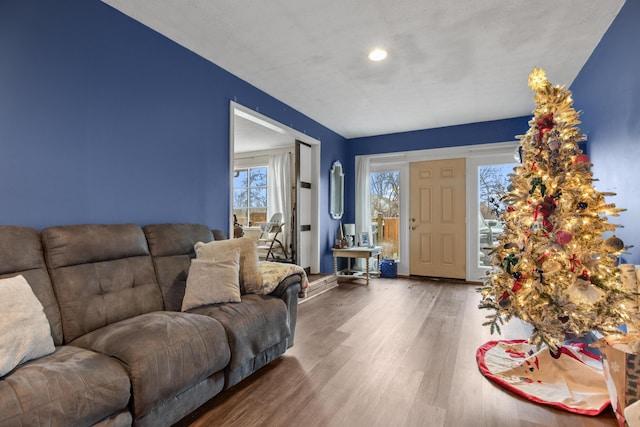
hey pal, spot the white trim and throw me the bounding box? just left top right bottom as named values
left=359, top=141, right=520, bottom=281
left=368, top=141, right=519, bottom=164
left=229, top=101, right=321, bottom=274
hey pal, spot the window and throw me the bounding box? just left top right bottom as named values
left=233, top=166, right=268, bottom=226
left=370, top=170, right=400, bottom=260
left=478, top=163, right=516, bottom=266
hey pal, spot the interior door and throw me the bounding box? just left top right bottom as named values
left=409, top=158, right=466, bottom=279
left=294, top=140, right=312, bottom=274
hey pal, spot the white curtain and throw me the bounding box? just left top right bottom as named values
left=355, top=155, right=372, bottom=244
left=268, top=152, right=291, bottom=250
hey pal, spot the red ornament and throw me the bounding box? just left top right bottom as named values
left=578, top=269, right=590, bottom=281
left=512, top=278, right=523, bottom=292
left=539, top=196, right=556, bottom=217
left=554, top=230, right=573, bottom=245
left=537, top=251, right=550, bottom=265
left=574, top=154, right=590, bottom=164
left=568, top=254, right=581, bottom=272
left=536, top=113, right=554, bottom=142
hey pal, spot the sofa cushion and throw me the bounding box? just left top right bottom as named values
left=195, top=237, right=263, bottom=294
left=0, top=275, right=55, bottom=377
left=0, top=226, right=64, bottom=345
left=42, top=224, right=164, bottom=342
left=143, top=223, right=214, bottom=311
left=189, top=294, right=289, bottom=387
left=182, top=250, right=241, bottom=311
left=0, top=345, right=131, bottom=426
left=71, top=311, right=230, bottom=420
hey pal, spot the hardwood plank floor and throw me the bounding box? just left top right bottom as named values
left=177, top=277, right=618, bottom=427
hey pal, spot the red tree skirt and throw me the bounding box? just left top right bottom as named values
left=477, top=340, right=610, bottom=415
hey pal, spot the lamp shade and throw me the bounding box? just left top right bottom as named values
left=343, top=223, right=356, bottom=236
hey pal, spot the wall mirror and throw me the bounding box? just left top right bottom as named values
left=330, top=161, right=344, bottom=220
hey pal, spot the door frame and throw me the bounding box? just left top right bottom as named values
left=362, top=141, right=519, bottom=281
left=229, top=101, right=321, bottom=274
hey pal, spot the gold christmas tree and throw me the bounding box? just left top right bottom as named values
left=478, top=68, right=631, bottom=352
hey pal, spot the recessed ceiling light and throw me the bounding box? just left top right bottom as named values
left=368, top=48, right=387, bottom=62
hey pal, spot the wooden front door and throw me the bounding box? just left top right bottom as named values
left=409, top=158, right=466, bottom=279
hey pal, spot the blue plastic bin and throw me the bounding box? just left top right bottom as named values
left=380, top=260, right=397, bottom=278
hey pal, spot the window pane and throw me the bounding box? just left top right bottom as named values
left=234, top=169, right=248, bottom=188
left=478, top=164, right=515, bottom=267
left=250, top=209, right=267, bottom=225
left=233, top=209, right=248, bottom=226
left=370, top=171, right=400, bottom=260
left=250, top=167, right=267, bottom=187
left=250, top=188, right=267, bottom=207
left=233, top=189, right=248, bottom=208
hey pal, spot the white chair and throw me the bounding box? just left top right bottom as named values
left=257, top=213, right=288, bottom=261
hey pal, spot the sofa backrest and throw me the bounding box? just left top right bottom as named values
left=42, top=224, right=164, bottom=343
left=143, top=223, right=214, bottom=311
left=0, top=226, right=64, bottom=346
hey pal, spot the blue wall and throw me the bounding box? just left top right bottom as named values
left=571, top=0, right=640, bottom=264
left=0, top=0, right=346, bottom=272
left=342, top=117, right=530, bottom=223
left=1, top=0, right=637, bottom=272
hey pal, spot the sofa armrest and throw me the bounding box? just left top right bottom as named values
left=269, top=274, right=302, bottom=298
left=268, top=274, right=301, bottom=348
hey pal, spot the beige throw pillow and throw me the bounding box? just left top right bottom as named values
left=0, top=275, right=55, bottom=377
left=194, top=236, right=263, bottom=294
left=182, top=249, right=241, bottom=311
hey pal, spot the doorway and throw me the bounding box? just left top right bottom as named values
left=229, top=102, right=321, bottom=274
left=364, top=141, right=519, bottom=281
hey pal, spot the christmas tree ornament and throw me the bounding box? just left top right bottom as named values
left=574, top=153, right=591, bottom=165
left=529, top=177, right=547, bottom=196
left=514, top=146, right=523, bottom=163
left=499, top=297, right=511, bottom=308
left=568, top=281, right=604, bottom=304
left=478, top=68, right=631, bottom=352
left=539, top=197, right=557, bottom=217
left=605, top=235, right=625, bottom=251
left=527, top=67, right=547, bottom=90
left=536, top=113, right=555, bottom=142
left=568, top=254, right=582, bottom=272
left=554, top=230, right=573, bottom=245
left=547, top=132, right=562, bottom=151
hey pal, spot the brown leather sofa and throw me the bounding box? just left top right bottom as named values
left=0, top=223, right=301, bottom=427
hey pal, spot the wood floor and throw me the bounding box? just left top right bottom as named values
left=177, top=277, right=618, bottom=427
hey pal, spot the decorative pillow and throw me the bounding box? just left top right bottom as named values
left=182, top=249, right=241, bottom=311
left=0, top=275, right=55, bottom=377
left=194, top=236, right=263, bottom=294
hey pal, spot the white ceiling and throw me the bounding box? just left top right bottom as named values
left=103, top=0, right=625, bottom=147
